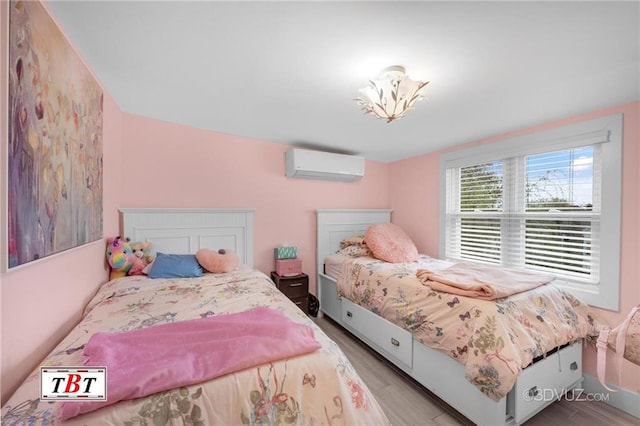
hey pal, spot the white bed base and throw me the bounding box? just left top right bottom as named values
left=120, top=208, right=254, bottom=267
left=316, top=209, right=584, bottom=426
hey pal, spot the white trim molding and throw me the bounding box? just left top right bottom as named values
left=582, top=374, right=640, bottom=420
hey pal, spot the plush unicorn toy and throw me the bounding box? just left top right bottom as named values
left=106, top=236, right=135, bottom=280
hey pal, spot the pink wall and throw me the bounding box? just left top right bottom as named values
left=390, top=102, right=640, bottom=393
left=0, top=91, right=123, bottom=403
left=388, top=153, right=440, bottom=257
left=120, top=114, right=390, bottom=292
left=0, top=2, right=124, bottom=403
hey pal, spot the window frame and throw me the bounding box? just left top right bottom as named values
left=439, top=114, right=622, bottom=311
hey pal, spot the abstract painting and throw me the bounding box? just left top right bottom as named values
left=7, top=0, right=103, bottom=268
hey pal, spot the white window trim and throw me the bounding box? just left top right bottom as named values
left=439, top=114, right=622, bottom=311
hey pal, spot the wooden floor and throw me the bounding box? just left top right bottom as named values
left=314, top=315, right=639, bottom=426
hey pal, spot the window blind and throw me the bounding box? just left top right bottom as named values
left=445, top=145, right=601, bottom=284
left=440, top=114, right=622, bottom=310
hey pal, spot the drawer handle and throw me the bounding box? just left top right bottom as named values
left=391, top=338, right=400, bottom=347
left=527, top=386, right=540, bottom=398
left=570, top=361, right=578, bottom=371
left=346, top=311, right=353, bottom=318
left=289, top=283, right=303, bottom=287
left=295, top=301, right=302, bottom=306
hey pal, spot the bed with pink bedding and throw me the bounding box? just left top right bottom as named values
left=334, top=254, right=604, bottom=402
left=317, top=209, right=615, bottom=424
left=2, top=269, right=389, bottom=425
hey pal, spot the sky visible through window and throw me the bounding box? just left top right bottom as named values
left=459, top=146, right=594, bottom=212
left=526, top=146, right=594, bottom=209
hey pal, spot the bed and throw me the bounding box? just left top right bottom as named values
left=1, top=208, right=390, bottom=425
left=316, top=209, right=604, bottom=426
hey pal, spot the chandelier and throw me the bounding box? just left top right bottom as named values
left=356, top=65, right=429, bottom=123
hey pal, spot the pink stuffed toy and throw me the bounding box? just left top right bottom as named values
left=106, top=236, right=135, bottom=280
left=196, top=248, right=239, bottom=273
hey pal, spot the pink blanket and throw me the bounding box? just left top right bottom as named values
left=59, top=307, right=321, bottom=420
left=416, top=262, right=555, bottom=300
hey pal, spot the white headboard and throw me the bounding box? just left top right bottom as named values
left=120, top=208, right=255, bottom=267
left=316, top=209, right=392, bottom=276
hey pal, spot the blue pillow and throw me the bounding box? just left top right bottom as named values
left=148, top=253, right=203, bottom=279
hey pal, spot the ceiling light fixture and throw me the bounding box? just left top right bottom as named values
left=356, top=65, right=429, bottom=123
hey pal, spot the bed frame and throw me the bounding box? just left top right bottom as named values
left=120, top=208, right=254, bottom=266
left=316, top=209, right=584, bottom=426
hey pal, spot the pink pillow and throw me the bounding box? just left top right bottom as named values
left=364, top=223, right=419, bottom=263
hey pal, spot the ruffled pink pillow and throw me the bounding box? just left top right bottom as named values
left=364, top=223, right=419, bottom=263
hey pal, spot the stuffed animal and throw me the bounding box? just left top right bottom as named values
left=196, top=248, right=239, bottom=273
left=106, top=236, right=135, bottom=280
left=128, top=241, right=156, bottom=276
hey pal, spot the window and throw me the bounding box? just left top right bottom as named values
left=440, top=114, right=622, bottom=310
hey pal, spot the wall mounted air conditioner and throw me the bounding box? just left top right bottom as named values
left=285, top=149, right=365, bottom=182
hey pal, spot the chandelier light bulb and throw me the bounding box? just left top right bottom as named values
left=356, top=65, right=429, bottom=123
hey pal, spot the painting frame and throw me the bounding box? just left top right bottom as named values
left=5, top=0, right=103, bottom=270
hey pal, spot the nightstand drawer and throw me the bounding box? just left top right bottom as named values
left=278, top=277, right=308, bottom=298
left=290, top=295, right=309, bottom=314
left=270, top=272, right=310, bottom=307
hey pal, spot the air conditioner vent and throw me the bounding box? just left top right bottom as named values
left=285, top=149, right=365, bottom=182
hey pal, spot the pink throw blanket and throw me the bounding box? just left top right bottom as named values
left=59, top=307, right=321, bottom=420
left=416, top=262, right=555, bottom=300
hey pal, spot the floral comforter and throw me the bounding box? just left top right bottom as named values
left=2, top=269, right=389, bottom=425
left=337, top=255, right=605, bottom=401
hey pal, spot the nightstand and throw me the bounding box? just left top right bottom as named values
left=270, top=271, right=309, bottom=314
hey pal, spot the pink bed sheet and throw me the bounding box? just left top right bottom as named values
left=60, top=307, right=321, bottom=420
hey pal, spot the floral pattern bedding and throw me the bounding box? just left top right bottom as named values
left=2, top=270, right=389, bottom=425
left=337, top=255, right=606, bottom=401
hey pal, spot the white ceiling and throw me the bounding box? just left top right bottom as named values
left=46, top=0, right=639, bottom=163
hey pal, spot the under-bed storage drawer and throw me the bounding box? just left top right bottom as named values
left=509, top=341, right=583, bottom=424
left=319, top=274, right=342, bottom=322
left=555, top=341, right=583, bottom=390
left=341, top=298, right=412, bottom=368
